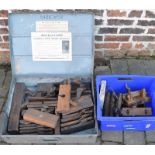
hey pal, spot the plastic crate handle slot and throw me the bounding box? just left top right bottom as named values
left=117, top=77, right=133, bottom=81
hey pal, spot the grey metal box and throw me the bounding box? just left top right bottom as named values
left=0, top=12, right=99, bottom=144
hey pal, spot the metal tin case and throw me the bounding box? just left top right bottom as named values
left=0, top=12, right=99, bottom=144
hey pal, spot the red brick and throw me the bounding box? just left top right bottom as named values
left=108, top=19, right=133, bottom=25
left=0, top=28, right=8, bottom=34
left=104, top=50, right=117, bottom=57
left=99, top=28, right=117, bottom=34
left=120, top=28, right=144, bottom=34
left=95, top=51, right=104, bottom=59
left=145, top=11, right=155, bottom=18
left=138, top=20, right=155, bottom=26
left=127, top=50, right=139, bottom=56
left=0, top=10, right=8, bottom=17
left=147, top=43, right=155, bottom=49
left=104, top=36, right=129, bottom=41
left=104, top=50, right=127, bottom=58
left=128, top=10, right=142, bottom=17
left=95, top=43, right=119, bottom=49
left=138, top=50, right=150, bottom=56
left=4, top=52, right=10, bottom=63
left=0, top=51, right=10, bottom=64
left=0, top=19, right=8, bottom=26
left=147, top=28, right=155, bottom=34
left=120, top=43, right=132, bottom=49
left=107, top=10, right=126, bottom=17
left=95, top=19, right=103, bottom=25
left=0, top=43, right=9, bottom=49
left=95, top=36, right=103, bottom=41
left=2, top=35, right=9, bottom=42
left=133, top=36, right=155, bottom=41
left=90, top=10, right=104, bottom=16
left=127, top=50, right=149, bottom=56
left=135, top=43, right=144, bottom=49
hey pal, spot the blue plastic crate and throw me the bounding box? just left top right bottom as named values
left=96, top=75, right=155, bottom=131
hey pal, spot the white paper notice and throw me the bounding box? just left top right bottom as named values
left=31, top=32, right=72, bottom=61
left=36, top=21, right=68, bottom=32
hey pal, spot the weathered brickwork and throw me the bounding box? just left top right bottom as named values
left=2, top=10, right=155, bottom=63
left=0, top=10, right=9, bottom=64
left=95, top=10, right=155, bottom=58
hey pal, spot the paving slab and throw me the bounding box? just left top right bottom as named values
left=101, top=142, right=122, bottom=145
left=101, top=131, right=123, bottom=143
left=0, top=98, right=4, bottom=112
left=94, top=66, right=111, bottom=75
left=146, top=130, right=155, bottom=143
left=124, top=131, right=145, bottom=145
left=110, top=59, right=128, bottom=74
left=0, top=69, right=5, bottom=87
left=0, top=70, right=11, bottom=98
left=127, top=59, right=146, bottom=75
left=144, top=60, right=155, bottom=75
left=3, top=70, right=11, bottom=88
left=94, top=136, right=102, bottom=145
left=0, top=112, right=8, bottom=134
left=0, top=88, right=8, bottom=98
left=146, top=143, right=155, bottom=145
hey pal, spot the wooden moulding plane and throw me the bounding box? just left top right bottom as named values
left=23, top=108, right=59, bottom=129
left=8, top=80, right=94, bottom=135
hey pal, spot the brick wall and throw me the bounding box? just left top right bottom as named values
left=94, top=10, right=155, bottom=59
left=0, top=10, right=9, bottom=64
left=1, top=9, right=155, bottom=64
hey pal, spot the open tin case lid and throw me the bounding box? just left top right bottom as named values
left=9, top=12, right=94, bottom=77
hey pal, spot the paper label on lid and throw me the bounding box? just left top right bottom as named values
left=36, top=21, right=68, bottom=32
left=31, top=32, right=72, bottom=61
